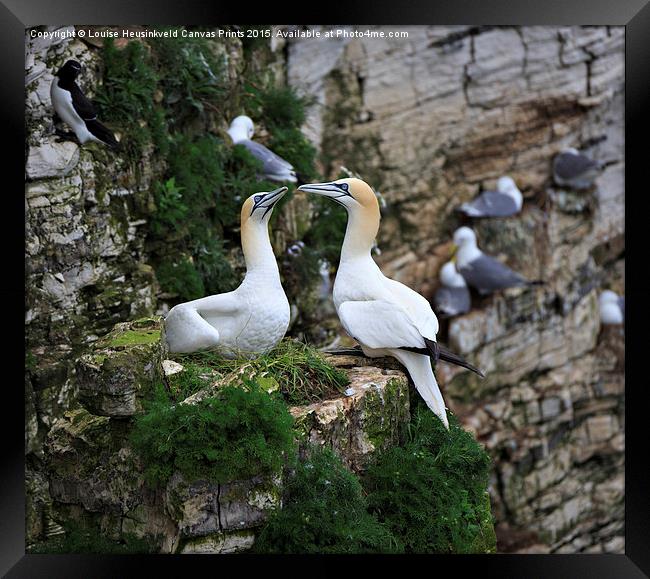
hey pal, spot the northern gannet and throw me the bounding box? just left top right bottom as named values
left=298, top=178, right=483, bottom=429
left=165, top=187, right=290, bottom=356
left=50, top=60, right=120, bottom=150
left=457, top=176, right=523, bottom=218
left=553, top=147, right=601, bottom=190
left=434, top=261, right=471, bottom=317
left=227, top=115, right=297, bottom=183
left=599, top=290, right=624, bottom=325
left=452, top=226, right=543, bottom=295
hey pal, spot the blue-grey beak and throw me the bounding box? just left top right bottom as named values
left=297, top=182, right=353, bottom=206
left=251, top=186, right=288, bottom=218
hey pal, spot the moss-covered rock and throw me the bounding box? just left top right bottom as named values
left=75, top=316, right=167, bottom=416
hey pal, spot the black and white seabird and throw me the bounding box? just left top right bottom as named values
left=552, top=147, right=601, bottom=190
left=227, top=115, right=297, bottom=183
left=50, top=60, right=120, bottom=150
left=457, top=176, right=523, bottom=218
left=452, top=226, right=542, bottom=295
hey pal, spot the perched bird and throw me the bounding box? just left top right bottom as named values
left=452, top=226, right=542, bottom=295
left=50, top=60, right=120, bottom=150
left=434, top=261, right=471, bottom=317
left=227, top=115, right=297, bottom=183
left=298, top=178, right=483, bottom=429
left=599, top=290, right=624, bottom=325
left=165, top=187, right=290, bottom=356
left=457, top=176, right=523, bottom=218
left=552, top=147, right=601, bottom=190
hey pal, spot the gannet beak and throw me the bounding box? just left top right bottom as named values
left=251, top=186, right=288, bottom=218
left=297, top=182, right=341, bottom=196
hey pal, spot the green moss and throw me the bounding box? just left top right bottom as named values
left=130, top=380, right=295, bottom=487
left=105, top=329, right=160, bottom=348
left=362, top=406, right=496, bottom=553
left=173, top=338, right=349, bottom=405
left=253, top=446, right=399, bottom=554
left=362, top=378, right=410, bottom=451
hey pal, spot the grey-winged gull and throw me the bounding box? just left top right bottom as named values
left=553, top=147, right=601, bottom=190
left=434, top=261, right=471, bottom=317
left=599, top=290, right=624, bottom=325
left=452, top=226, right=542, bottom=295
left=227, top=115, right=297, bottom=183
left=457, top=176, right=523, bottom=218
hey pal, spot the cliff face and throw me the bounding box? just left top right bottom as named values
left=286, top=25, right=624, bottom=553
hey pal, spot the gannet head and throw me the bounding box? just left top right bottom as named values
left=599, top=290, right=619, bottom=306
left=55, top=60, right=83, bottom=81
left=440, top=260, right=467, bottom=288
left=241, top=186, right=288, bottom=225
left=228, top=115, right=255, bottom=143
left=297, top=178, right=379, bottom=212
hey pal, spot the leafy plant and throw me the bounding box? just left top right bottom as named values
left=253, top=446, right=398, bottom=553
left=155, top=257, right=205, bottom=301
left=362, top=406, right=496, bottom=553
left=131, top=380, right=295, bottom=487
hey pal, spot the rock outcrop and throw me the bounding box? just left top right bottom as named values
left=287, top=25, right=624, bottom=553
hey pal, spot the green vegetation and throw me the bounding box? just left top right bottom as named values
left=29, top=524, right=158, bottom=554
left=253, top=446, right=398, bottom=554
left=173, top=338, right=349, bottom=405
left=131, top=380, right=295, bottom=487
left=362, top=406, right=496, bottom=553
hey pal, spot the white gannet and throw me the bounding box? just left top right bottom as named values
left=452, top=226, right=542, bottom=296
left=599, top=290, right=624, bottom=325
left=227, top=115, right=297, bottom=183
left=165, top=187, right=290, bottom=356
left=457, top=176, right=523, bottom=218
left=298, top=178, right=483, bottom=429
left=50, top=60, right=120, bottom=150
left=552, top=147, right=601, bottom=190
left=434, top=261, right=471, bottom=317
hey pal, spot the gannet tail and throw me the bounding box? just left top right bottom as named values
left=437, top=344, right=484, bottom=377
left=391, top=349, right=449, bottom=429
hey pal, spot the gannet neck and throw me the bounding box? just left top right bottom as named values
left=340, top=205, right=380, bottom=262
left=241, top=219, right=280, bottom=277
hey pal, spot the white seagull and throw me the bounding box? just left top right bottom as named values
left=599, top=290, right=624, bottom=325
left=227, top=115, right=297, bottom=183
left=553, top=147, right=601, bottom=190
left=298, top=178, right=483, bottom=429
left=165, top=187, right=290, bottom=356
left=452, top=226, right=542, bottom=295
left=434, top=261, right=471, bottom=317
left=50, top=60, right=120, bottom=150
left=457, top=176, right=523, bottom=218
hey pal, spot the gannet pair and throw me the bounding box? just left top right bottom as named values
left=457, top=176, right=523, bottom=218
left=298, top=178, right=483, bottom=429
left=165, top=187, right=290, bottom=356
left=50, top=60, right=120, bottom=150
left=228, top=115, right=298, bottom=183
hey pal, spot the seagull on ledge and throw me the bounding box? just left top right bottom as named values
left=165, top=187, right=290, bottom=356
left=227, top=115, right=297, bottom=183
left=552, top=147, right=601, bottom=190
left=50, top=60, right=120, bottom=150
left=434, top=261, right=471, bottom=317
left=599, top=290, right=624, bottom=325
left=452, top=226, right=543, bottom=295
left=457, top=176, right=523, bottom=218
left=298, top=178, right=483, bottom=429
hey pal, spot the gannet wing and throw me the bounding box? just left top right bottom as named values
left=240, top=140, right=295, bottom=175
left=338, top=300, right=428, bottom=350
left=459, top=253, right=527, bottom=293
left=183, top=291, right=242, bottom=316
left=382, top=278, right=439, bottom=339
left=460, top=191, right=519, bottom=217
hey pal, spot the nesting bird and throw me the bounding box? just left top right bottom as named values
left=227, top=115, right=297, bottom=183
left=452, top=226, right=541, bottom=295
left=434, top=261, right=471, bottom=317
left=553, top=147, right=601, bottom=190
left=50, top=60, right=120, bottom=150
left=457, top=176, right=523, bottom=218
left=298, top=178, right=483, bottom=429
left=599, top=290, right=624, bottom=325
left=165, top=187, right=290, bottom=355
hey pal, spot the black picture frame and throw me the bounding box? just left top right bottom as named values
left=5, top=1, right=648, bottom=576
